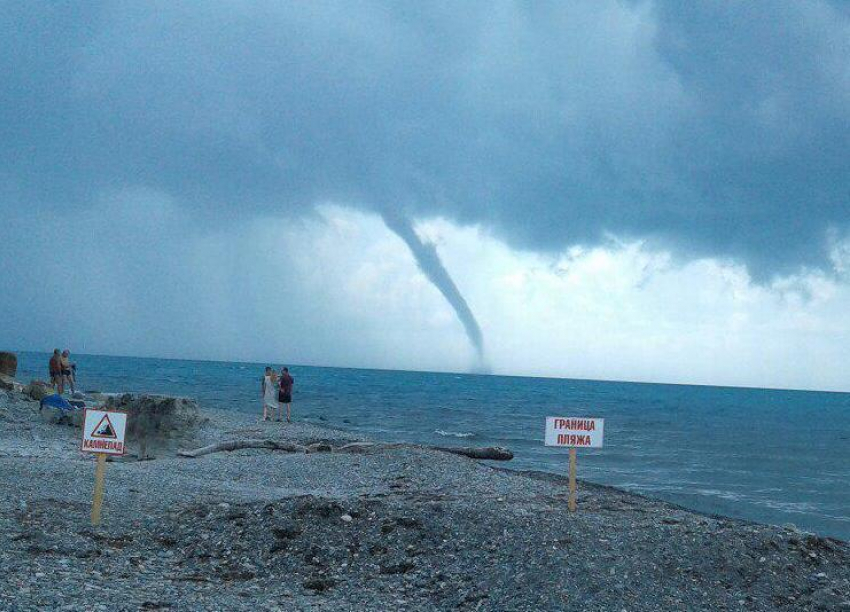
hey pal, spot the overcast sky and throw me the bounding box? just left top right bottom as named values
left=1, top=1, right=849, bottom=391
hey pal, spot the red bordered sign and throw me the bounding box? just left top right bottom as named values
left=544, top=417, right=604, bottom=448
left=81, top=409, right=128, bottom=455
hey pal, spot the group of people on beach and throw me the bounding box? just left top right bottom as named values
left=261, top=366, right=294, bottom=422
left=48, top=349, right=76, bottom=395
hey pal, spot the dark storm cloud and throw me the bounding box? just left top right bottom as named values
left=1, top=1, right=848, bottom=277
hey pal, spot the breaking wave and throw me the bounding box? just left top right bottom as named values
left=435, top=429, right=475, bottom=438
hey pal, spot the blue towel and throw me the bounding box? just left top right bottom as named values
left=40, top=394, right=74, bottom=411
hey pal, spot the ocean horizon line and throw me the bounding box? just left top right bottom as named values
left=11, top=348, right=850, bottom=396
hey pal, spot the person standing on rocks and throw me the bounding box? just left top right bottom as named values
left=261, top=366, right=278, bottom=422
left=61, top=349, right=76, bottom=395
left=49, top=349, right=63, bottom=393
left=278, top=367, right=294, bottom=423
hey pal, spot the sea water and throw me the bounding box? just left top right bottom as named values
left=14, top=351, right=850, bottom=540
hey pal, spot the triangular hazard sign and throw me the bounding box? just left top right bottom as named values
left=91, top=414, right=117, bottom=439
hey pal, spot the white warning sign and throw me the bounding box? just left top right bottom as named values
left=544, top=417, right=604, bottom=448
left=81, top=409, right=128, bottom=455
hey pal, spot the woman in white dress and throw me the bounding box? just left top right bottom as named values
left=261, top=366, right=279, bottom=421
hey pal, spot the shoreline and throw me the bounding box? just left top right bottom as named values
left=256, top=414, right=850, bottom=543
left=11, top=352, right=850, bottom=541
left=1, top=388, right=848, bottom=610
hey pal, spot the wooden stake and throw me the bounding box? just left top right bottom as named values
left=91, top=453, right=107, bottom=526
left=568, top=448, right=577, bottom=512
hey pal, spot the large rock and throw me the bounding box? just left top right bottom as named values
left=70, top=408, right=85, bottom=428
left=25, top=380, right=54, bottom=401
left=0, top=373, right=15, bottom=391
left=39, top=406, right=84, bottom=426
left=105, top=394, right=202, bottom=435
left=104, top=394, right=203, bottom=458
left=0, top=352, right=16, bottom=377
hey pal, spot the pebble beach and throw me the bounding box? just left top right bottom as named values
left=0, top=387, right=848, bottom=611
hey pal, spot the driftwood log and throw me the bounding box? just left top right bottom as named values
left=435, top=445, right=514, bottom=460
left=177, top=439, right=513, bottom=461
left=177, top=439, right=306, bottom=458
left=337, top=441, right=514, bottom=460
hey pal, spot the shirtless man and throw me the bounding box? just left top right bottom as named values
left=61, top=350, right=76, bottom=395
left=49, top=349, right=62, bottom=393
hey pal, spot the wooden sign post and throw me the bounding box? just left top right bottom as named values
left=91, top=453, right=107, bottom=525
left=544, top=417, right=605, bottom=512
left=568, top=448, right=577, bottom=512
left=81, top=409, right=128, bottom=526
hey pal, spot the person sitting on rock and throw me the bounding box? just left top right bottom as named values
left=49, top=349, right=62, bottom=393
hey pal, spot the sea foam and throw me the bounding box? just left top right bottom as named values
left=435, top=429, right=475, bottom=438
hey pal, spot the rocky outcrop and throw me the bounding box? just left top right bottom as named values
left=0, top=374, right=15, bottom=391
left=40, top=406, right=84, bottom=427
left=23, top=391, right=204, bottom=458
left=104, top=394, right=204, bottom=458
left=0, top=352, right=16, bottom=377
left=24, top=381, right=53, bottom=401
left=105, top=394, right=202, bottom=435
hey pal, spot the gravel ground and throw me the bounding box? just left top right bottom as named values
left=1, top=389, right=848, bottom=611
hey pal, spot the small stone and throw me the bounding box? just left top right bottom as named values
left=303, top=576, right=335, bottom=592
left=341, top=514, right=353, bottom=523
left=272, top=520, right=302, bottom=540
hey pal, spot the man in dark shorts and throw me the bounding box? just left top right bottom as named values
left=278, top=367, right=294, bottom=423
left=61, top=349, right=76, bottom=395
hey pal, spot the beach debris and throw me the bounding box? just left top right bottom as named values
left=306, top=441, right=334, bottom=453
left=177, top=439, right=307, bottom=457
left=177, top=439, right=514, bottom=461
left=337, top=441, right=514, bottom=461
left=430, top=445, right=513, bottom=461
